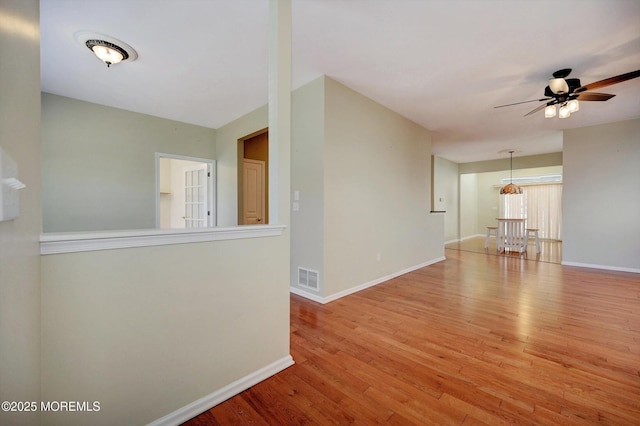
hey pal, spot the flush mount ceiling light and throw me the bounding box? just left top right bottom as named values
left=74, top=31, right=138, bottom=68
left=85, top=39, right=128, bottom=67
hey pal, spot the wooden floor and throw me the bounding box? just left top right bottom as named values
left=446, top=236, right=563, bottom=264
left=184, top=249, right=640, bottom=425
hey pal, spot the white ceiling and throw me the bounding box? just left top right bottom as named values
left=40, top=0, right=640, bottom=163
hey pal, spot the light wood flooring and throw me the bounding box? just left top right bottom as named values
left=184, top=249, right=640, bottom=425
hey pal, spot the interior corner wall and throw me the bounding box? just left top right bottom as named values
left=563, top=119, right=640, bottom=271
left=41, top=93, right=216, bottom=232
left=322, top=77, right=443, bottom=298
left=215, top=105, right=268, bottom=226
left=433, top=156, right=459, bottom=242
left=459, top=173, right=479, bottom=238
left=290, top=76, right=326, bottom=298
left=0, top=0, right=42, bottom=425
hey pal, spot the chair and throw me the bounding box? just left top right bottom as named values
left=484, top=226, right=498, bottom=249
left=497, top=218, right=526, bottom=253
left=524, top=228, right=541, bottom=253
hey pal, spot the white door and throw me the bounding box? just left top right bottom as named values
left=183, top=164, right=209, bottom=228
left=156, top=154, right=215, bottom=229
left=243, top=159, right=265, bottom=225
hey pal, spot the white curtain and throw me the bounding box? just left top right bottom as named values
left=522, top=184, right=562, bottom=240
left=499, top=193, right=527, bottom=219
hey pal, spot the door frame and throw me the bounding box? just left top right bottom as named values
left=155, top=152, right=216, bottom=228
left=238, top=128, right=269, bottom=225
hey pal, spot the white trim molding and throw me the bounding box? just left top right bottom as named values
left=561, top=261, right=640, bottom=274
left=290, top=286, right=325, bottom=304
left=147, top=355, right=294, bottom=426
left=41, top=225, right=287, bottom=255
left=291, top=256, right=447, bottom=304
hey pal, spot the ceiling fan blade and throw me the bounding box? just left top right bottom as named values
left=575, top=69, right=640, bottom=93
left=524, top=102, right=551, bottom=117
left=494, top=98, right=551, bottom=108
left=576, top=92, right=616, bottom=101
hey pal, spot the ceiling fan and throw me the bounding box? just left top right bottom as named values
left=495, top=68, right=640, bottom=118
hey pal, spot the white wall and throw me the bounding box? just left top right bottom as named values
left=323, top=77, right=443, bottom=298
left=41, top=93, right=216, bottom=232
left=563, top=119, right=640, bottom=271
left=0, top=1, right=41, bottom=425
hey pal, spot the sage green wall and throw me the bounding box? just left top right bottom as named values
left=41, top=236, right=291, bottom=426
left=0, top=1, right=41, bottom=425
left=563, top=119, right=640, bottom=271
left=290, top=76, right=325, bottom=296
left=433, top=156, right=459, bottom=242
left=459, top=174, right=478, bottom=239
left=41, top=93, right=216, bottom=232
left=439, top=153, right=564, bottom=241
left=40, top=3, right=292, bottom=425
left=215, top=105, right=268, bottom=226
left=460, top=165, right=563, bottom=238
left=459, top=152, right=562, bottom=174
left=323, top=77, right=443, bottom=298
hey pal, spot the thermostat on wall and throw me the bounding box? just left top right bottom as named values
left=0, top=147, right=26, bottom=221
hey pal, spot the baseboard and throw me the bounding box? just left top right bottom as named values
left=444, top=235, right=484, bottom=245
left=296, top=256, right=445, bottom=304
left=561, top=261, right=640, bottom=274
left=289, top=286, right=324, bottom=303
left=147, top=355, right=295, bottom=426
left=461, top=234, right=485, bottom=241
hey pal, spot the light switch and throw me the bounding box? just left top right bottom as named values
left=294, top=190, right=300, bottom=201
left=292, top=202, right=299, bottom=211
left=0, top=147, right=26, bottom=222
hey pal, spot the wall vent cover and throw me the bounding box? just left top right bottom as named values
left=298, top=267, right=319, bottom=291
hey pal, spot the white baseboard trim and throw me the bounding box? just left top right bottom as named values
left=147, top=355, right=295, bottom=426
left=444, top=238, right=460, bottom=245
left=561, top=261, right=640, bottom=274
left=461, top=234, right=485, bottom=241
left=323, top=257, right=446, bottom=304
left=291, top=257, right=446, bottom=304
left=289, top=286, right=325, bottom=303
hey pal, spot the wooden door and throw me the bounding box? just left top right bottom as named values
left=243, top=159, right=265, bottom=224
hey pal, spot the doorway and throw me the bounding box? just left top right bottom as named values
left=156, top=153, right=216, bottom=229
left=238, top=129, right=268, bottom=225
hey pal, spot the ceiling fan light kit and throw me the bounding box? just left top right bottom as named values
left=558, top=104, right=571, bottom=119
left=495, top=68, right=640, bottom=119
left=568, top=99, right=579, bottom=112
left=544, top=104, right=556, bottom=118
left=548, top=78, right=569, bottom=94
